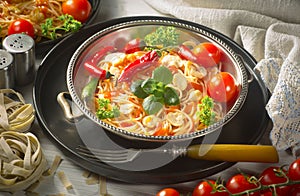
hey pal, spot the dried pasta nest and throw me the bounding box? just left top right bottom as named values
left=0, top=131, right=47, bottom=192
left=0, top=89, right=35, bottom=133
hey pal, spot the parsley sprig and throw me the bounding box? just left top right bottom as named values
left=96, top=98, right=120, bottom=119
left=41, top=14, right=82, bottom=40
left=197, top=95, right=216, bottom=126
left=144, top=26, right=179, bottom=48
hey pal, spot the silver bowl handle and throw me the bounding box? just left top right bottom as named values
left=57, top=92, right=84, bottom=122
left=237, top=54, right=254, bottom=83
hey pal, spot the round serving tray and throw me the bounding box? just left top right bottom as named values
left=33, top=16, right=271, bottom=184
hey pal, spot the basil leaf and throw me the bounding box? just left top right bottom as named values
left=130, top=80, right=148, bottom=98
left=164, top=87, right=179, bottom=105
left=152, top=66, right=173, bottom=84
left=143, top=95, right=163, bottom=115
left=141, top=78, right=158, bottom=94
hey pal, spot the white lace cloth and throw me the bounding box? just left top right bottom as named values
left=144, top=0, right=300, bottom=156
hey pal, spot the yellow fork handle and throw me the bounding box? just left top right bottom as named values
left=187, top=144, right=279, bottom=163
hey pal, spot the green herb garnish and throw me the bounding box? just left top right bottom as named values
left=131, top=66, right=179, bottom=115
left=197, top=95, right=216, bottom=126
left=152, top=66, right=173, bottom=84
left=142, top=95, right=164, bottom=115
left=96, top=98, right=120, bottom=119
left=41, top=14, right=82, bottom=40
left=130, top=80, right=148, bottom=99
left=144, top=26, right=179, bottom=48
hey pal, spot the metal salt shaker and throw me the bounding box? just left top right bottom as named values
left=0, top=49, right=14, bottom=88
left=2, top=34, right=35, bottom=86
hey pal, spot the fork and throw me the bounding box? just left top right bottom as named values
left=76, top=144, right=279, bottom=164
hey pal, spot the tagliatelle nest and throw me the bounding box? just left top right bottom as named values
left=0, top=89, right=35, bottom=133
left=0, top=131, right=47, bottom=192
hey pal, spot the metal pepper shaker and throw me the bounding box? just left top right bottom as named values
left=0, top=49, right=15, bottom=89
left=2, top=34, right=35, bottom=86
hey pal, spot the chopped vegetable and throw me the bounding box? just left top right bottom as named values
left=164, top=87, right=180, bottom=105
left=124, top=38, right=144, bottom=54
left=118, top=50, right=159, bottom=83
left=83, top=46, right=115, bottom=81
left=197, top=95, right=216, bottom=126
left=141, top=78, right=165, bottom=97
left=178, top=45, right=202, bottom=65
left=96, top=98, right=120, bottom=119
left=84, top=62, right=113, bottom=79
left=144, top=26, right=179, bottom=48
left=81, top=46, right=115, bottom=100
left=142, top=95, right=164, bottom=115
left=152, top=66, right=173, bottom=85
left=41, top=14, right=82, bottom=40
left=87, top=46, right=116, bottom=65
left=130, top=80, right=148, bottom=99
left=81, top=78, right=98, bottom=100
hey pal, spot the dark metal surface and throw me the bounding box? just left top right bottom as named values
left=33, top=16, right=271, bottom=184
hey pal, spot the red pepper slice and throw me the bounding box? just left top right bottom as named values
left=178, top=45, right=198, bottom=63
left=124, top=38, right=142, bottom=54
left=84, top=61, right=113, bottom=79
left=88, top=46, right=115, bottom=64
left=83, top=46, right=115, bottom=79
left=118, top=50, right=159, bottom=83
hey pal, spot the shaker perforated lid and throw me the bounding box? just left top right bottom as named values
left=0, top=49, right=14, bottom=88
left=0, top=49, right=13, bottom=69
left=2, top=34, right=35, bottom=86
left=2, top=34, right=34, bottom=54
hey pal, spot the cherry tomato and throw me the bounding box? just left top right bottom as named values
left=62, top=0, right=91, bottom=23
left=289, top=186, right=300, bottom=196
left=260, top=166, right=291, bottom=195
left=289, top=158, right=300, bottom=181
left=260, top=191, right=273, bottom=196
left=289, top=158, right=300, bottom=192
left=226, top=174, right=260, bottom=196
left=156, top=188, right=180, bottom=196
left=8, top=19, right=35, bottom=38
left=193, top=42, right=221, bottom=67
left=207, top=72, right=238, bottom=103
left=192, top=180, right=229, bottom=196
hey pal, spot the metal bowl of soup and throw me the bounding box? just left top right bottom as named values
left=62, top=18, right=251, bottom=142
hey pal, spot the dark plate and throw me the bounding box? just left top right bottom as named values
left=36, top=0, right=101, bottom=55
left=33, top=16, right=271, bottom=184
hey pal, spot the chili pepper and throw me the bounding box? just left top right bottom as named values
left=89, top=46, right=115, bottom=64
left=81, top=77, right=98, bottom=100
left=84, top=61, right=113, bottom=79
left=177, top=45, right=199, bottom=64
left=83, top=46, right=115, bottom=79
left=124, top=38, right=143, bottom=54
left=118, top=50, right=159, bottom=83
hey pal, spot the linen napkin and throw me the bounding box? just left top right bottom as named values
left=144, top=0, right=300, bottom=157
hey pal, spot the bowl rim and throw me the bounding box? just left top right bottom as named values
left=66, top=18, right=249, bottom=142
